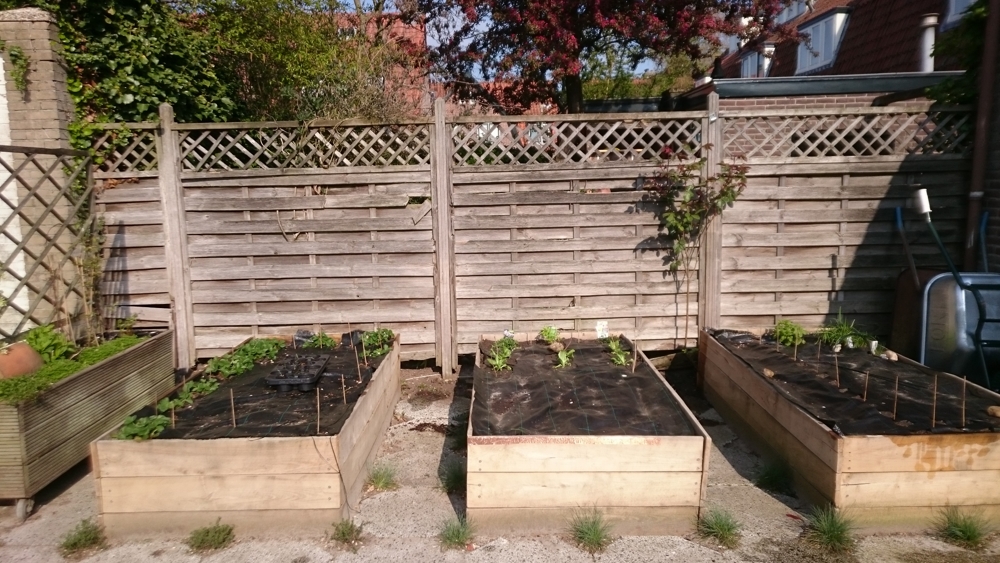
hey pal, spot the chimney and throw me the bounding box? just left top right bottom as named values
left=919, top=14, right=938, bottom=73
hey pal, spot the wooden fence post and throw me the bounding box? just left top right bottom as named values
left=430, top=98, right=457, bottom=375
left=698, top=92, right=723, bottom=335
left=156, top=103, right=195, bottom=371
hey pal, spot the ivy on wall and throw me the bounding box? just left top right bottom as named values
left=0, top=39, right=30, bottom=92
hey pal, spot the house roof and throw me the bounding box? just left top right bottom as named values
left=720, top=0, right=959, bottom=78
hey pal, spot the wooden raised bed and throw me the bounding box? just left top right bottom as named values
left=0, top=330, right=175, bottom=520
left=700, top=329, right=1000, bottom=532
left=91, top=337, right=400, bottom=538
left=467, top=332, right=711, bottom=535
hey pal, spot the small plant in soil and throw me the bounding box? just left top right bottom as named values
left=698, top=508, right=742, bottom=549
left=754, top=459, right=795, bottom=496
left=569, top=509, right=613, bottom=554
left=114, top=414, right=169, bottom=441
left=187, top=519, right=234, bottom=551
left=331, top=519, right=364, bottom=552
left=59, top=518, right=106, bottom=556
left=158, top=378, right=219, bottom=412
left=366, top=463, right=398, bottom=492
left=487, top=338, right=517, bottom=372
left=936, top=507, right=992, bottom=550
left=25, top=324, right=75, bottom=363
left=361, top=328, right=394, bottom=360
left=205, top=338, right=284, bottom=378
left=555, top=348, right=575, bottom=368
left=303, top=331, right=336, bottom=349
left=439, top=516, right=474, bottom=549
left=439, top=458, right=466, bottom=494
left=803, top=506, right=854, bottom=553
left=772, top=320, right=806, bottom=347
left=539, top=325, right=560, bottom=345
left=605, top=336, right=629, bottom=366
left=817, top=310, right=875, bottom=348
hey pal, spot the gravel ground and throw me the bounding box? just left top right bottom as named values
left=2, top=364, right=999, bottom=563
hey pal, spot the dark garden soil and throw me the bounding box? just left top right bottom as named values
left=471, top=337, right=696, bottom=436
left=158, top=345, right=386, bottom=440
left=713, top=330, right=1000, bottom=436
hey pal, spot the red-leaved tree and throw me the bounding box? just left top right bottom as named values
left=417, top=0, right=799, bottom=113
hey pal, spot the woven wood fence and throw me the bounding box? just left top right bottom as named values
left=0, top=145, right=96, bottom=340
left=93, top=97, right=972, bottom=372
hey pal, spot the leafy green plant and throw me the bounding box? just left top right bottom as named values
left=605, top=336, right=629, bottom=365
left=773, top=320, right=806, bottom=348
left=439, top=458, right=466, bottom=494
left=569, top=509, right=613, bottom=554
left=754, top=459, right=795, bottom=496
left=555, top=348, right=575, bottom=368
left=115, top=315, right=138, bottom=335
left=486, top=352, right=511, bottom=372
left=817, top=310, right=874, bottom=348
left=0, top=335, right=145, bottom=405
left=495, top=336, right=518, bottom=356
left=361, top=329, right=394, bottom=359
left=187, top=519, right=234, bottom=551
left=205, top=338, right=284, bottom=378
left=331, top=519, right=363, bottom=552
left=59, top=518, right=106, bottom=556
left=366, top=463, right=398, bottom=492
left=539, top=325, right=560, bottom=344
left=803, top=506, right=854, bottom=553
left=303, top=331, right=336, bottom=349
left=439, top=516, right=474, bottom=549
left=698, top=508, right=741, bottom=549
left=114, top=414, right=169, bottom=441
left=936, top=507, right=992, bottom=550
left=158, top=378, right=219, bottom=412
left=25, top=324, right=75, bottom=363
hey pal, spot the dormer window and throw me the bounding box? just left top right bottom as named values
left=944, top=0, right=975, bottom=27
left=796, top=11, right=850, bottom=75
left=740, top=44, right=775, bottom=78
left=776, top=1, right=806, bottom=24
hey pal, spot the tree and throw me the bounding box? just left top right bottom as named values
left=927, top=0, right=989, bottom=106
left=419, top=0, right=795, bottom=113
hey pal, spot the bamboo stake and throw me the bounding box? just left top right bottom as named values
left=348, top=321, right=363, bottom=383
left=863, top=371, right=869, bottom=402
left=316, top=387, right=321, bottom=434
left=230, top=389, right=236, bottom=428
left=893, top=375, right=899, bottom=421
left=834, top=354, right=840, bottom=387
left=817, top=341, right=821, bottom=360
left=931, top=374, right=938, bottom=429
left=631, top=339, right=639, bottom=373
left=962, top=377, right=967, bottom=428
left=341, top=372, right=347, bottom=404
left=793, top=342, right=798, bottom=361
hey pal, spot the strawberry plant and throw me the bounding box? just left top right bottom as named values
left=555, top=348, right=575, bottom=368
left=157, top=378, right=219, bottom=412
left=205, top=338, right=284, bottom=378
left=115, top=414, right=169, bottom=441
left=362, top=329, right=395, bottom=359
left=303, top=331, right=336, bottom=349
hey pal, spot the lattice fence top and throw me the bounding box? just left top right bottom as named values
left=451, top=115, right=704, bottom=166
left=0, top=146, right=96, bottom=339
left=93, top=125, right=159, bottom=174
left=177, top=122, right=433, bottom=171
left=721, top=108, right=972, bottom=160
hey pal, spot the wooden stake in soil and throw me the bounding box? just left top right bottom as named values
left=834, top=354, right=840, bottom=387
left=230, top=389, right=236, bottom=428
left=316, top=387, right=321, bottom=435
left=793, top=342, right=798, bottom=361
left=348, top=321, right=364, bottom=383
left=893, top=375, right=899, bottom=421
left=631, top=340, right=639, bottom=373
left=932, top=374, right=938, bottom=429
left=962, top=377, right=967, bottom=428
left=817, top=341, right=821, bottom=361
left=171, top=407, right=175, bottom=429
left=863, top=371, right=869, bottom=402
left=341, top=372, right=347, bottom=404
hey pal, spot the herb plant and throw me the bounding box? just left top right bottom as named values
left=772, top=320, right=806, bottom=347
left=187, top=519, right=234, bottom=551
left=205, top=338, right=284, bottom=378
left=555, top=348, right=575, bottom=368
left=303, top=331, right=336, bottom=349
left=25, top=324, right=75, bottom=363
left=538, top=325, right=560, bottom=344
left=361, top=329, right=394, bottom=359
left=114, top=415, right=169, bottom=441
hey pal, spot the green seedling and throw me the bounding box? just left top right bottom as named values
left=698, top=508, right=742, bottom=549
left=186, top=519, right=234, bottom=551
left=569, top=509, right=613, bottom=554
left=555, top=348, right=575, bottom=368
left=59, top=518, right=106, bottom=556
left=803, top=506, right=854, bottom=553
left=609, top=348, right=629, bottom=366
left=439, top=517, right=474, bottom=549
left=539, top=325, right=560, bottom=344
left=114, top=414, right=169, bottom=441
left=773, top=320, right=806, bottom=347
left=303, top=331, right=336, bottom=349
left=205, top=338, right=285, bottom=378
left=936, top=507, right=992, bottom=550
left=817, top=310, right=876, bottom=348
left=158, top=378, right=220, bottom=412
left=331, top=519, right=363, bottom=552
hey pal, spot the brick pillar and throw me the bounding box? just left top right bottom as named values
left=0, top=8, right=79, bottom=337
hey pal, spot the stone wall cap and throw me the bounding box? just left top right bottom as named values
left=0, top=8, right=57, bottom=23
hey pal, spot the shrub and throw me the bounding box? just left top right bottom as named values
left=439, top=517, right=474, bottom=549
left=936, top=507, right=992, bottom=550
left=569, top=509, right=613, bottom=554
left=187, top=519, right=234, bottom=551
left=59, top=519, right=106, bottom=556
left=697, top=508, right=741, bottom=548
left=331, top=519, right=363, bottom=552
left=803, top=506, right=854, bottom=553
left=366, top=463, right=398, bottom=492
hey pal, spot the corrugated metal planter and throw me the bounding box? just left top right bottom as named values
left=0, top=330, right=174, bottom=521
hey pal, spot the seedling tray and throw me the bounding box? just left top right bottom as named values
left=265, top=354, right=330, bottom=392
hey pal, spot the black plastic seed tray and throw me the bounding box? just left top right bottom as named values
left=265, top=354, right=331, bottom=392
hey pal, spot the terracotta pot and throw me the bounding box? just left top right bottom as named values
left=0, top=342, right=44, bottom=379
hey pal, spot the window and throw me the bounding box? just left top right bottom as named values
left=796, top=12, right=849, bottom=75
left=944, top=0, right=975, bottom=26
left=741, top=45, right=774, bottom=78
left=776, top=1, right=806, bottom=24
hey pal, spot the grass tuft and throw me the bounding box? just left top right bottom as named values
left=187, top=519, right=234, bottom=551
left=936, top=507, right=992, bottom=550
left=59, top=518, right=106, bottom=556
left=439, top=458, right=466, bottom=494
left=331, top=519, right=364, bottom=552
left=754, top=459, right=795, bottom=496
left=569, top=509, right=614, bottom=554
left=366, top=463, right=398, bottom=492
left=697, top=508, right=742, bottom=549
left=439, top=517, right=474, bottom=549
left=803, top=506, right=854, bottom=553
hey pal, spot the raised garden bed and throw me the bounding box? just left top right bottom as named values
left=0, top=330, right=174, bottom=521
left=467, top=332, right=711, bottom=535
left=700, top=328, right=1000, bottom=532
left=91, top=334, right=400, bottom=538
